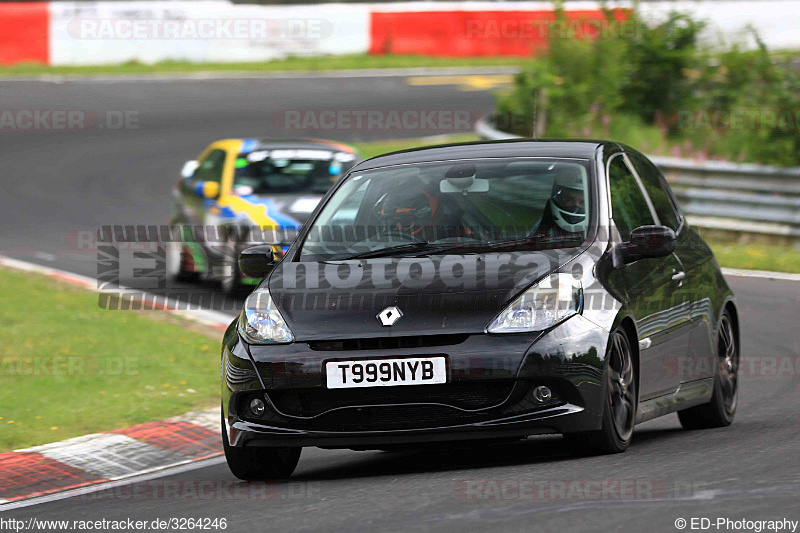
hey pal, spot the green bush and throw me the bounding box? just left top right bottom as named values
left=494, top=4, right=800, bottom=166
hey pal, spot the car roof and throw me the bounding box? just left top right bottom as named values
left=247, top=138, right=357, bottom=153
left=352, top=139, right=620, bottom=171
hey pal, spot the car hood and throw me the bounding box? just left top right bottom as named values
left=267, top=250, right=582, bottom=340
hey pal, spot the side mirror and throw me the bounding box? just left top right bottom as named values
left=238, top=245, right=276, bottom=278
left=620, top=225, right=676, bottom=264
left=181, top=160, right=199, bottom=179
left=195, top=181, right=220, bottom=199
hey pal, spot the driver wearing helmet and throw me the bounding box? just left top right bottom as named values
left=374, top=187, right=435, bottom=238
left=538, top=167, right=587, bottom=242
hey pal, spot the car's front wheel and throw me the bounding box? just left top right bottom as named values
left=221, top=414, right=301, bottom=479
left=220, top=234, right=243, bottom=296
left=165, top=241, right=198, bottom=282
left=565, top=328, right=637, bottom=455
left=678, top=310, right=738, bottom=429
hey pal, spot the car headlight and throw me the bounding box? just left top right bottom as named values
left=486, top=273, right=582, bottom=333
left=237, top=289, right=294, bottom=344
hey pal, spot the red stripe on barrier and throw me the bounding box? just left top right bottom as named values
left=113, top=421, right=221, bottom=461
left=0, top=3, right=49, bottom=66
left=369, top=9, right=628, bottom=57
left=0, top=452, right=105, bottom=501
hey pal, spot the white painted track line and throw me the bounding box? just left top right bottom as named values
left=0, top=66, right=520, bottom=84
left=721, top=267, right=800, bottom=282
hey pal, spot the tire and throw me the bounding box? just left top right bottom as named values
left=165, top=241, right=198, bottom=282
left=221, top=413, right=301, bottom=480
left=565, top=328, right=637, bottom=455
left=678, top=311, right=738, bottom=430
left=220, top=234, right=243, bottom=296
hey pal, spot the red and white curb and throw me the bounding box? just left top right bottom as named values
left=0, top=409, right=220, bottom=506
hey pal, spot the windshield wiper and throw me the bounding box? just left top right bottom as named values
left=327, top=239, right=520, bottom=260
left=462, top=234, right=581, bottom=250
left=327, top=234, right=581, bottom=261
left=329, top=241, right=441, bottom=260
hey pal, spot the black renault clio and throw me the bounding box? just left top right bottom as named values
left=220, top=140, right=739, bottom=479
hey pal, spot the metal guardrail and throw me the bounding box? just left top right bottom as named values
left=475, top=116, right=800, bottom=240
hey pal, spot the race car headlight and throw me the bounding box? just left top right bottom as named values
left=487, top=274, right=582, bottom=333
left=237, top=289, right=294, bottom=344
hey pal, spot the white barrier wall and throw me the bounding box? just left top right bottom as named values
left=633, top=1, right=800, bottom=51
left=39, top=0, right=800, bottom=66
left=49, top=1, right=370, bottom=65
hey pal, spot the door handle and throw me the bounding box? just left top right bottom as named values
left=672, top=270, right=686, bottom=282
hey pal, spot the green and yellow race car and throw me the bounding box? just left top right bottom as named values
left=168, top=137, right=359, bottom=293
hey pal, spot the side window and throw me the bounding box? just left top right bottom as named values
left=608, top=155, right=654, bottom=241
left=194, top=149, right=226, bottom=183
left=628, top=152, right=681, bottom=231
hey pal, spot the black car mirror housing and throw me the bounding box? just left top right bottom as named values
left=620, top=225, right=677, bottom=264
left=238, top=245, right=276, bottom=278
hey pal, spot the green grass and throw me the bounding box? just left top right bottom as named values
left=351, top=134, right=478, bottom=160
left=0, top=54, right=522, bottom=78
left=0, top=267, right=223, bottom=451
left=706, top=240, right=800, bottom=273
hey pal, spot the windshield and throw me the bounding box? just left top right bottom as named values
left=233, top=150, right=357, bottom=195
left=299, top=157, right=593, bottom=261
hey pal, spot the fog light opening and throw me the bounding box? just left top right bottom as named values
left=532, top=385, right=552, bottom=404
left=249, top=397, right=266, bottom=417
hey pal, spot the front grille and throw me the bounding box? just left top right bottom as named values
left=268, top=382, right=514, bottom=418
left=307, top=334, right=469, bottom=352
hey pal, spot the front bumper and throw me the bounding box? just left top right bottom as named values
left=220, top=314, right=610, bottom=448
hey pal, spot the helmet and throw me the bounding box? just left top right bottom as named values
left=374, top=188, right=433, bottom=236
left=549, top=167, right=587, bottom=234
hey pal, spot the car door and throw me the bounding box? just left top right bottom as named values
left=177, top=146, right=228, bottom=269
left=606, top=153, right=688, bottom=399
left=628, top=150, right=714, bottom=384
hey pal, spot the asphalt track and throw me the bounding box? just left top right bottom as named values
left=1, top=72, right=799, bottom=531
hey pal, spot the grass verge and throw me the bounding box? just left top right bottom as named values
left=0, top=54, right=522, bottom=78
left=706, top=240, right=800, bottom=274
left=0, top=267, right=223, bottom=451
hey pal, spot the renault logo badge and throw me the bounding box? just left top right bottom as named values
left=377, top=306, right=403, bottom=326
